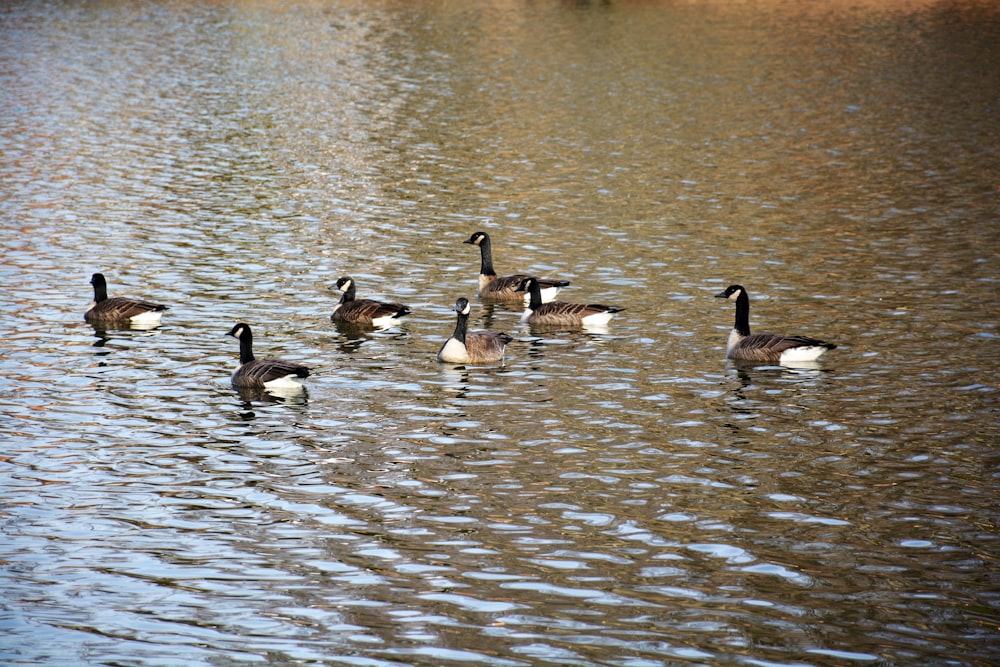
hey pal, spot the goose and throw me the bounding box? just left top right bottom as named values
left=714, top=284, right=837, bottom=364
left=463, top=231, right=569, bottom=303
left=225, top=322, right=311, bottom=391
left=515, top=277, right=623, bottom=328
left=331, top=276, right=411, bottom=327
left=85, top=272, right=167, bottom=327
left=437, top=297, right=513, bottom=365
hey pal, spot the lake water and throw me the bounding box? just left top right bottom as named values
left=1, top=0, right=998, bottom=665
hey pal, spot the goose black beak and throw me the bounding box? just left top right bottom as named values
left=714, top=290, right=728, bottom=299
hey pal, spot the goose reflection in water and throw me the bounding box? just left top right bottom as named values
left=233, top=384, right=309, bottom=408
left=329, top=327, right=410, bottom=356
left=88, top=326, right=162, bottom=362
left=725, top=361, right=832, bottom=403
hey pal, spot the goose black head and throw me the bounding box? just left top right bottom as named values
left=454, top=297, right=473, bottom=316
left=463, top=231, right=488, bottom=246
left=715, top=285, right=745, bottom=301
left=226, top=322, right=250, bottom=339
left=333, top=276, right=353, bottom=292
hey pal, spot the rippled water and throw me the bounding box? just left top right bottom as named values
left=2, top=0, right=998, bottom=665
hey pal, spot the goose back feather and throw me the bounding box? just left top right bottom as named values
left=715, top=284, right=836, bottom=364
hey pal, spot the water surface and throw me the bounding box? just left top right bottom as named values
left=1, top=1, right=998, bottom=665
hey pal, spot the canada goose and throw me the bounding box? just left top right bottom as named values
left=437, top=297, right=513, bottom=365
left=463, top=231, right=569, bottom=303
left=225, top=322, right=310, bottom=391
left=84, top=272, right=167, bottom=327
left=515, top=277, right=623, bottom=328
left=331, top=276, right=411, bottom=327
left=714, top=284, right=837, bottom=364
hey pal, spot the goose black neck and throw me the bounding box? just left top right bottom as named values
left=238, top=330, right=256, bottom=364
left=452, top=309, right=469, bottom=344
left=340, top=282, right=356, bottom=303
left=478, top=236, right=496, bottom=277
left=92, top=276, right=109, bottom=302
left=734, top=290, right=751, bottom=336
left=527, top=280, right=543, bottom=310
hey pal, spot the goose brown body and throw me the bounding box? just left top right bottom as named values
left=85, top=273, right=167, bottom=326
left=331, top=276, right=411, bottom=327
left=715, top=285, right=836, bottom=364
left=232, top=358, right=311, bottom=387
left=226, top=323, right=310, bottom=390
left=437, top=298, right=513, bottom=365
left=515, top=277, right=623, bottom=327
left=463, top=231, right=569, bottom=303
